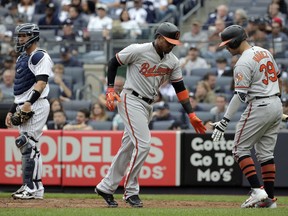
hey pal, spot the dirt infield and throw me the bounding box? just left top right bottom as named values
left=0, top=198, right=240, bottom=208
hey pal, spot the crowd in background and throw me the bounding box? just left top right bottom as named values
left=1, top=0, right=288, bottom=131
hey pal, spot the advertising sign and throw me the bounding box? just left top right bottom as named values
left=181, top=133, right=242, bottom=186
left=0, top=130, right=180, bottom=187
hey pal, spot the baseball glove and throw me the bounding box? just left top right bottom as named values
left=10, top=110, right=34, bottom=126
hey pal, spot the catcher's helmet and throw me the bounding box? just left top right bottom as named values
left=219, top=25, right=247, bottom=49
left=155, top=22, right=181, bottom=45
left=14, top=23, right=40, bottom=53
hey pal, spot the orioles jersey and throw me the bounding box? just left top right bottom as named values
left=234, top=46, right=280, bottom=102
left=116, top=42, right=182, bottom=99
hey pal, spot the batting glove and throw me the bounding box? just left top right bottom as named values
left=106, top=87, right=121, bottom=111
left=189, top=113, right=206, bottom=134
left=282, top=114, right=288, bottom=122
left=210, top=117, right=230, bottom=142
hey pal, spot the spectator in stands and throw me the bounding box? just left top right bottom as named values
left=194, top=80, right=216, bottom=104
left=149, top=101, right=182, bottom=130
left=58, top=0, right=71, bottom=22
left=47, top=98, right=64, bottom=122
left=267, top=2, right=286, bottom=26
left=270, top=0, right=288, bottom=17
left=159, top=80, right=176, bottom=102
left=0, top=56, right=15, bottom=81
left=57, top=46, right=83, bottom=67
left=63, top=108, right=93, bottom=130
left=17, top=0, right=36, bottom=22
left=180, top=20, right=208, bottom=53
left=203, top=4, right=233, bottom=30
left=210, top=94, right=228, bottom=122
left=112, top=113, right=124, bottom=130
left=3, top=2, right=25, bottom=26
left=265, top=17, right=288, bottom=58
left=46, top=110, right=68, bottom=130
left=128, top=0, right=148, bottom=26
left=0, top=69, right=15, bottom=102
left=233, top=8, right=248, bottom=28
left=147, top=0, right=178, bottom=25
left=81, top=0, right=96, bottom=22
left=67, top=5, right=88, bottom=32
left=214, top=57, right=231, bottom=77
left=0, top=31, right=13, bottom=59
left=86, top=3, right=113, bottom=41
left=35, top=0, right=59, bottom=15
left=49, top=63, right=73, bottom=102
left=115, top=0, right=128, bottom=17
left=245, top=17, right=267, bottom=47
left=118, top=9, right=142, bottom=39
left=179, top=45, right=209, bottom=76
left=38, top=2, right=62, bottom=30
left=90, top=102, right=110, bottom=121
left=203, top=73, right=222, bottom=93
left=55, top=18, right=83, bottom=54
left=208, top=18, right=226, bottom=43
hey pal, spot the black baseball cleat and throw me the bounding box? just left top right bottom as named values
left=125, top=195, right=143, bottom=208
left=95, top=187, right=118, bottom=208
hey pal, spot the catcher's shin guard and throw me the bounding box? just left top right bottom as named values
left=16, top=133, right=35, bottom=189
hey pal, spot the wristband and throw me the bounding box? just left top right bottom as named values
left=27, top=90, right=41, bottom=105
left=9, top=103, right=17, bottom=113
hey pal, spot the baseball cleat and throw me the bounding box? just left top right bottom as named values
left=95, top=187, right=118, bottom=207
left=241, top=187, right=268, bottom=208
left=125, top=195, right=143, bottom=208
left=13, top=185, right=37, bottom=200
left=11, top=185, right=26, bottom=199
left=254, top=197, right=277, bottom=208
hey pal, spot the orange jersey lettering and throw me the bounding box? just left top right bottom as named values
left=252, top=51, right=269, bottom=63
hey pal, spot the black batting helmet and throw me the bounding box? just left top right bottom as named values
left=219, top=25, right=247, bottom=49
left=155, top=22, right=181, bottom=45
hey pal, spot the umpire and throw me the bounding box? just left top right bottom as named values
left=5, top=23, right=53, bottom=200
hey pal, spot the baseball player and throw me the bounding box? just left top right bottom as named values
left=5, top=23, right=53, bottom=199
left=95, top=22, right=206, bottom=208
left=211, top=25, right=282, bottom=208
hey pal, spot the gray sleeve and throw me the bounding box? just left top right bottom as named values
left=223, top=94, right=242, bottom=121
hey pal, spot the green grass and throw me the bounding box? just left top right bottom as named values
left=0, top=193, right=287, bottom=216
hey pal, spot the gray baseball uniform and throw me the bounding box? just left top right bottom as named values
left=97, top=42, right=182, bottom=199
left=231, top=46, right=282, bottom=162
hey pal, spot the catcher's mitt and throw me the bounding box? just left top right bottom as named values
left=11, top=110, right=34, bottom=126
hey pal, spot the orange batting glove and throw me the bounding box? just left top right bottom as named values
left=189, top=113, right=206, bottom=134
left=106, top=87, right=121, bottom=111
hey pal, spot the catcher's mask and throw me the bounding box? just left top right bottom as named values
left=219, top=25, right=247, bottom=49
left=14, top=23, right=40, bottom=53
left=154, top=22, right=181, bottom=45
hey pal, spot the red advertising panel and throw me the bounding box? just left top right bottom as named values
left=0, top=130, right=179, bottom=187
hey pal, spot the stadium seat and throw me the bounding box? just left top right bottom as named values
left=90, top=121, right=112, bottom=130
left=152, top=120, right=175, bottom=130
left=62, top=100, right=91, bottom=111
left=65, top=110, right=77, bottom=121
left=168, top=102, right=183, bottom=112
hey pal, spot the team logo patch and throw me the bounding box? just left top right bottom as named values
left=235, top=72, right=244, bottom=83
